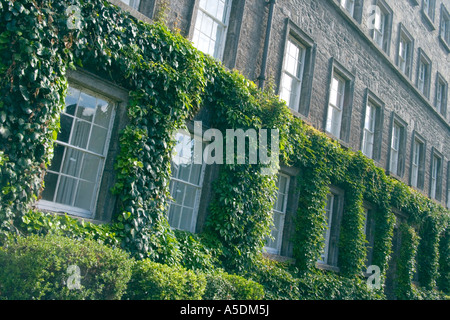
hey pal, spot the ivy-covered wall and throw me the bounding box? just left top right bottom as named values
left=0, top=0, right=449, bottom=299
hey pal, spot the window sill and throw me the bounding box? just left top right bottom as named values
left=439, top=35, right=450, bottom=52
left=316, top=262, right=340, bottom=273
left=421, top=11, right=436, bottom=30
left=334, top=0, right=359, bottom=24
left=409, top=184, right=425, bottom=193
left=262, top=252, right=295, bottom=264
left=107, top=0, right=153, bottom=24
left=323, top=131, right=351, bottom=150
left=33, top=206, right=106, bottom=225
left=386, top=171, right=404, bottom=181
left=36, top=201, right=95, bottom=220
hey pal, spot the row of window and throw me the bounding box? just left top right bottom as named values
left=184, top=0, right=449, bottom=119
left=280, top=37, right=447, bottom=203
left=37, top=80, right=450, bottom=264
left=37, top=0, right=449, bottom=252
left=341, top=0, right=450, bottom=50
left=33, top=82, right=373, bottom=264
left=164, top=131, right=374, bottom=265
left=339, top=0, right=449, bottom=116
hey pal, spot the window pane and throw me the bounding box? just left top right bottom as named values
left=183, top=185, right=197, bottom=209
left=77, top=92, right=97, bottom=122
left=189, top=163, right=203, bottom=185
left=48, top=144, right=65, bottom=172
left=74, top=180, right=95, bottom=211
left=172, top=181, right=186, bottom=204
left=61, top=148, right=83, bottom=178
left=193, top=0, right=231, bottom=59
left=59, top=114, right=74, bottom=144
left=94, top=99, right=113, bottom=128
left=320, top=194, right=334, bottom=263
left=64, top=87, right=80, bottom=115
left=266, top=211, right=282, bottom=250
left=265, top=174, right=290, bottom=253
left=79, top=153, right=101, bottom=182
left=168, top=131, right=205, bottom=232
left=280, top=74, right=294, bottom=107
left=41, top=172, right=58, bottom=202
left=56, top=176, right=77, bottom=206
left=168, top=204, right=182, bottom=229
left=180, top=207, right=194, bottom=231
left=70, top=119, right=91, bottom=149
left=88, top=125, right=108, bottom=154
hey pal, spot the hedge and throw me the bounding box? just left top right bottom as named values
left=124, top=258, right=207, bottom=300
left=0, top=234, right=133, bottom=300
left=0, top=233, right=266, bottom=300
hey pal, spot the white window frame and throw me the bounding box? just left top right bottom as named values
left=441, top=6, right=450, bottom=45
left=265, top=173, right=290, bottom=255
left=398, top=32, right=414, bottom=77
left=373, top=8, right=386, bottom=48
left=167, top=130, right=206, bottom=233
left=340, top=0, right=355, bottom=17
left=411, top=139, right=422, bottom=188
left=192, top=0, right=232, bottom=60
left=447, top=184, right=450, bottom=209
left=423, top=0, right=435, bottom=20
left=430, top=154, right=441, bottom=200
left=38, top=85, right=116, bottom=219
left=390, top=123, right=401, bottom=176
left=418, top=60, right=428, bottom=94
left=436, top=79, right=445, bottom=114
left=280, top=37, right=306, bottom=113
left=120, top=0, right=140, bottom=10
left=326, top=73, right=346, bottom=139
left=447, top=163, right=450, bottom=208
left=398, top=36, right=408, bottom=74
left=362, top=102, right=377, bottom=159
left=319, top=193, right=335, bottom=265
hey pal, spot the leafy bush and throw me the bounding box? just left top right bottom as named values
left=414, top=287, right=447, bottom=300
left=248, top=257, right=300, bottom=300
left=18, top=210, right=122, bottom=247
left=297, top=269, right=385, bottom=300
left=0, top=234, right=133, bottom=300
left=203, top=269, right=264, bottom=300
left=124, top=259, right=206, bottom=300
left=174, top=230, right=221, bottom=272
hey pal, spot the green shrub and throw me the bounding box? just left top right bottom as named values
left=250, top=258, right=300, bottom=300
left=19, top=210, right=122, bottom=247
left=125, top=259, right=206, bottom=300
left=203, top=269, right=264, bottom=300
left=0, top=234, right=133, bottom=300
left=297, top=269, right=385, bottom=300
left=414, top=287, right=447, bottom=300
left=174, top=230, right=221, bottom=272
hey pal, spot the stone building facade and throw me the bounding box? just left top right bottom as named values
left=100, top=0, right=450, bottom=249
left=36, top=0, right=450, bottom=279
